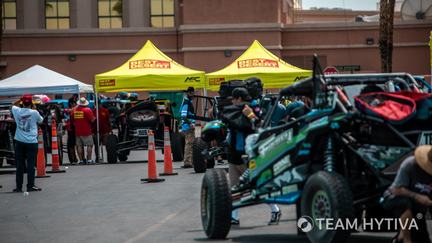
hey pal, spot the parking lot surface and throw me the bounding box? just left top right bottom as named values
left=0, top=151, right=403, bottom=243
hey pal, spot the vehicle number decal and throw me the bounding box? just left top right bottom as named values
left=418, top=131, right=432, bottom=145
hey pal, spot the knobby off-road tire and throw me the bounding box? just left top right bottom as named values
left=106, top=134, right=118, bottom=164
left=171, top=132, right=184, bottom=162
left=301, top=171, right=354, bottom=243
left=201, top=168, right=232, bottom=239
left=193, top=138, right=208, bottom=173
left=118, top=152, right=128, bottom=162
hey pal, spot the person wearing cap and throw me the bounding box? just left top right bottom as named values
left=382, top=145, right=432, bottom=243
left=179, top=86, right=196, bottom=168
left=11, top=95, right=44, bottom=192
left=71, top=97, right=96, bottom=164
left=223, top=87, right=281, bottom=226
left=65, top=97, right=78, bottom=164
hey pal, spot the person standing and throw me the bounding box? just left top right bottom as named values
left=179, top=87, right=196, bottom=168
left=223, top=88, right=281, bottom=225
left=11, top=95, right=43, bottom=192
left=71, top=97, right=95, bottom=164
left=66, top=97, right=78, bottom=164
left=93, top=100, right=112, bottom=162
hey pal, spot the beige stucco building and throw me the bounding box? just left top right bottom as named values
left=1, top=0, right=431, bottom=84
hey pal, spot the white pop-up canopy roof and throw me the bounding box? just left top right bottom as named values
left=0, top=65, right=93, bottom=96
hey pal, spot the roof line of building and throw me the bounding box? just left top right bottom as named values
left=1, top=42, right=427, bottom=56
left=3, top=20, right=431, bottom=37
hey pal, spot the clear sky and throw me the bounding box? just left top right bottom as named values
left=302, top=0, right=378, bottom=10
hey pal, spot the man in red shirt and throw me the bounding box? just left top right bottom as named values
left=71, top=97, right=96, bottom=164
left=93, top=101, right=112, bottom=162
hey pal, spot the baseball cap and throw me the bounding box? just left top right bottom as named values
left=21, top=94, right=33, bottom=105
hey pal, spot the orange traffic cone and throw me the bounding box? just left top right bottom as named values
left=141, top=130, right=164, bottom=183
left=160, top=127, right=177, bottom=176
left=47, top=120, right=66, bottom=174
left=36, top=128, right=50, bottom=178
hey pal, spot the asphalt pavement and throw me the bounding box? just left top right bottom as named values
left=0, top=150, right=397, bottom=243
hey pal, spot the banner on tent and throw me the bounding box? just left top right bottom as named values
left=184, top=76, right=202, bottom=83
left=208, top=77, right=225, bottom=86
left=129, top=59, right=171, bottom=69
left=237, top=58, right=279, bottom=69
left=99, top=79, right=116, bottom=87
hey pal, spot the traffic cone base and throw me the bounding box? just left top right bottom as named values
left=36, top=175, right=51, bottom=178
left=47, top=169, right=66, bottom=174
left=159, top=172, right=178, bottom=176
left=141, top=178, right=165, bottom=183
left=141, top=130, right=164, bottom=183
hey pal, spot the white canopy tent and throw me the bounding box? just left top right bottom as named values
left=0, top=65, right=93, bottom=96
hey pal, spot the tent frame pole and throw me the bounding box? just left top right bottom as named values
left=95, top=92, right=101, bottom=163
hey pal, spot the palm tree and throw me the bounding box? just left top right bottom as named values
left=379, top=0, right=396, bottom=73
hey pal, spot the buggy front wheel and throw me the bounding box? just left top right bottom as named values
left=201, top=168, right=231, bottom=239
left=300, top=171, right=354, bottom=243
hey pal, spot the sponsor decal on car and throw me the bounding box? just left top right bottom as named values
left=237, top=58, right=279, bottom=68
left=129, top=59, right=171, bottom=69
left=258, top=129, right=293, bottom=156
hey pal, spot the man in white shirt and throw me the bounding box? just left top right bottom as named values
left=11, top=95, right=43, bottom=192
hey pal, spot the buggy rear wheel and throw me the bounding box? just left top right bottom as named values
left=301, top=171, right=354, bottom=243
left=193, top=138, right=208, bottom=173
left=106, top=134, right=118, bottom=164
left=201, top=168, right=231, bottom=239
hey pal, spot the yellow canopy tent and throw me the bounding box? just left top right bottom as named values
left=95, top=40, right=205, bottom=92
left=206, top=40, right=312, bottom=91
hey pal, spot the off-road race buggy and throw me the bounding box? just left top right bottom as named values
left=200, top=57, right=432, bottom=243
left=105, top=97, right=184, bottom=163
left=191, top=78, right=264, bottom=173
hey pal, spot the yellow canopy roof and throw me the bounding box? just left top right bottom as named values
left=206, top=40, right=312, bottom=91
left=95, top=40, right=205, bottom=92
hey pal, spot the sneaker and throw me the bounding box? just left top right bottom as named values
left=12, top=188, right=22, bottom=193
left=181, top=164, right=192, bottom=168
left=231, top=218, right=240, bottom=225
left=27, top=186, right=42, bottom=192
left=87, top=160, right=95, bottom=164
left=78, top=160, right=86, bottom=165
left=268, top=211, right=281, bottom=225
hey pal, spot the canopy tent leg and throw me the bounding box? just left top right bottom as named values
left=95, top=93, right=101, bottom=163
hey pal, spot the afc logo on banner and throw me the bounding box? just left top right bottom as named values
left=185, top=77, right=201, bottom=82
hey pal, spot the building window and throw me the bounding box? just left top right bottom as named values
left=150, top=0, right=174, bottom=28
left=45, top=0, right=70, bottom=29
left=98, top=0, right=122, bottom=29
left=2, top=0, right=17, bottom=30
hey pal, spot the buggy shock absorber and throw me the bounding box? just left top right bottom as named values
left=323, top=136, right=334, bottom=172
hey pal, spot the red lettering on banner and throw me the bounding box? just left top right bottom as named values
left=129, top=59, right=171, bottom=69
left=237, top=59, right=279, bottom=69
